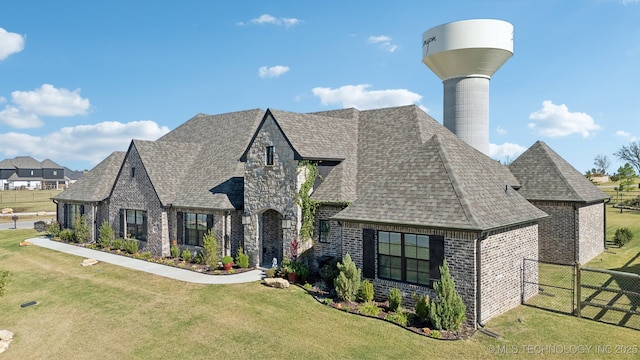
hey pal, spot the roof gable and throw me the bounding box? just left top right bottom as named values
left=53, top=152, right=125, bottom=202
left=509, top=141, right=610, bottom=202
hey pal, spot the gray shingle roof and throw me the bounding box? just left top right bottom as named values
left=0, top=156, right=62, bottom=169
left=41, top=159, right=63, bottom=169
left=509, top=141, right=610, bottom=203
left=158, top=109, right=264, bottom=209
left=333, top=125, right=547, bottom=231
left=53, top=152, right=126, bottom=202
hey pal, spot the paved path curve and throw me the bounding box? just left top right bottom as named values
left=28, top=237, right=265, bottom=284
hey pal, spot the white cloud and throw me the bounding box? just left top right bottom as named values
left=0, top=28, right=25, bottom=61
left=368, top=35, right=398, bottom=53
left=490, top=142, right=527, bottom=163
left=496, top=126, right=507, bottom=135
left=258, top=65, right=290, bottom=79
left=312, top=84, right=422, bottom=110
left=528, top=100, right=601, bottom=138
left=0, top=120, right=170, bottom=167
left=0, top=84, right=90, bottom=129
left=615, top=130, right=638, bottom=141
left=238, top=14, right=302, bottom=27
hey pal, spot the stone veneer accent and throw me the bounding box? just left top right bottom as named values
left=341, top=221, right=539, bottom=328
left=533, top=200, right=604, bottom=265
left=109, top=144, right=166, bottom=256
left=243, top=115, right=306, bottom=266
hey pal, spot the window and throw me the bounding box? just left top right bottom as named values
left=378, top=231, right=431, bottom=286
left=266, top=146, right=274, bottom=166
left=319, top=220, right=331, bottom=243
left=30, top=170, right=34, bottom=176
left=53, top=170, right=57, bottom=176
left=131, top=167, right=136, bottom=177
left=177, top=212, right=213, bottom=247
left=126, top=209, right=147, bottom=241
left=64, top=204, right=84, bottom=229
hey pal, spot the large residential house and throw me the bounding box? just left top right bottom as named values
left=53, top=105, right=609, bottom=327
left=0, top=156, right=66, bottom=190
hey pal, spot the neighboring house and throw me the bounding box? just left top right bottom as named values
left=0, top=156, right=66, bottom=190
left=509, top=141, right=610, bottom=264
left=53, top=105, right=607, bottom=328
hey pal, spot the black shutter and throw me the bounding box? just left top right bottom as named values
left=119, top=209, right=125, bottom=238
left=142, top=212, right=148, bottom=241
left=63, top=203, right=69, bottom=228
left=177, top=212, right=184, bottom=243
left=206, top=214, right=214, bottom=230
left=362, top=228, right=376, bottom=279
left=429, top=235, right=445, bottom=286
left=80, top=205, right=85, bottom=216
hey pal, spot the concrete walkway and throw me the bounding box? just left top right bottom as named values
left=28, top=237, right=265, bottom=284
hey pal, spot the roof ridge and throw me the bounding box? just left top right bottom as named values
left=430, top=133, right=478, bottom=229
left=536, top=141, right=583, bottom=201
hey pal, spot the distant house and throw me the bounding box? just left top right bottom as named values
left=0, top=156, right=66, bottom=190
left=53, top=105, right=609, bottom=327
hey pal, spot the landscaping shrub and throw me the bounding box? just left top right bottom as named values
left=0, top=270, right=10, bottom=298
left=112, top=238, right=124, bottom=251
left=170, top=244, right=180, bottom=258
left=182, top=249, right=192, bottom=263
left=124, top=239, right=139, bottom=254
left=222, top=256, right=234, bottom=266
left=295, top=261, right=310, bottom=283
left=388, top=288, right=402, bottom=312
left=430, top=330, right=441, bottom=339
left=334, top=253, right=361, bottom=302
left=60, top=229, right=75, bottom=242
left=322, top=297, right=333, bottom=305
left=614, top=227, right=633, bottom=247
left=235, top=247, right=249, bottom=268
left=202, top=229, right=219, bottom=267
left=359, top=279, right=374, bottom=302
left=265, top=268, right=277, bottom=278
left=386, top=311, right=408, bottom=326
left=46, top=221, right=61, bottom=238
left=73, top=215, right=90, bottom=243
left=358, top=301, right=382, bottom=316
left=98, top=221, right=114, bottom=248
left=414, top=294, right=430, bottom=321
left=428, top=260, right=466, bottom=331
left=320, top=261, right=339, bottom=285
left=194, top=250, right=206, bottom=265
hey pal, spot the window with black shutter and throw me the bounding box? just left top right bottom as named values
left=377, top=230, right=443, bottom=287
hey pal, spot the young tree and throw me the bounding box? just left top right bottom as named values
left=202, top=229, right=220, bottom=267
left=334, top=253, right=361, bottom=302
left=73, top=215, right=90, bottom=243
left=594, top=154, right=611, bottom=175
left=616, top=163, right=636, bottom=192
left=615, top=141, right=640, bottom=175
left=428, top=260, right=466, bottom=331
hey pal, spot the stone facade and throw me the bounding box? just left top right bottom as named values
left=109, top=145, right=167, bottom=256
left=533, top=200, right=604, bottom=265
left=243, top=115, right=305, bottom=267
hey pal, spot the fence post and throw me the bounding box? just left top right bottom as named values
left=575, top=262, right=581, bottom=318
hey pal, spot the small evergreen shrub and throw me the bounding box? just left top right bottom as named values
left=386, top=311, right=408, bottom=326
left=313, top=280, right=328, bottom=292
left=359, top=279, right=374, bottom=302
left=414, top=294, right=430, bottom=321
left=60, top=229, right=75, bottom=242
left=138, top=251, right=152, bottom=260
left=73, top=215, right=90, bottom=243
left=124, top=239, right=139, bottom=254
left=358, top=301, right=382, bottom=316
left=614, top=227, right=633, bottom=247
left=334, top=253, right=361, bottom=302
left=194, top=250, right=206, bottom=265
left=428, top=260, right=466, bottom=331
left=46, top=221, right=61, bottom=238
left=388, top=288, right=402, bottom=312
left=265, top=268, right=277, bottom=278
left=112, top=238, right=124, bottom=251
left=170, top=244, right=180, bottom=258
left=182, top=249, right=192, bottom=263
left=320, top=261, right=339, bottom=285
left=235, top=247, right=250, bottom=268
left=202, top=229, right=219, bottom=267
left=98, top=221, right=114, bottom=248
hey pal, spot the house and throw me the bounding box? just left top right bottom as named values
left=0, top=156, right=66, bottom=190
left=509, top=141, right=610, bottom=264
left=52, top=105, right=607, bottom=327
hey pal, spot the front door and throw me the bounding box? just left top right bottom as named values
left=261, top=209, right=283, bottom=266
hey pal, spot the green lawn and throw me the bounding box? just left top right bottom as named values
left=1, top=230, right=638, bottom=359
left=0, top=190, right=60, bottom=213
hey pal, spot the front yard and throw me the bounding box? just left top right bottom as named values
left=0, top=229, right=638, bottom=359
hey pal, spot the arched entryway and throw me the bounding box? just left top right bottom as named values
left=261, top=209, right=283, bottom=266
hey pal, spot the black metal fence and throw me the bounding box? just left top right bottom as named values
left=522, top=259, right=640, bottom=331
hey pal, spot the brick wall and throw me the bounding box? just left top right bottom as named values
left=577, top=202, right=605, bottom=264
left=533, top=201, right=576, bottom=264
left=310, top=205, right=345, bottom=270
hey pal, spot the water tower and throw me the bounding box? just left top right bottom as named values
left=422, top=19, right=513, bottom=155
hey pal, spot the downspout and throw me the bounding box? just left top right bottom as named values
left=225, top=210, right=230, bottom=256
left=476, top=232, right=488, bottom=327
left=603, top=199, right=610, bottom=249
left=52, top=199, right=59, bottom=225
left=574, top=203, right=579, bottom=264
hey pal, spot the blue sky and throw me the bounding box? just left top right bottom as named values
left=0, top=0, right=639, bottom=173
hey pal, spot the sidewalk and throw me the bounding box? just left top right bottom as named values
left=28, top=237, right=265, bottom=284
